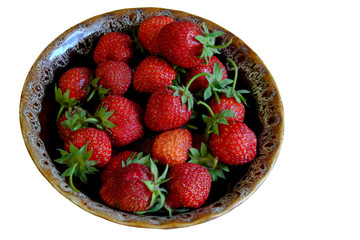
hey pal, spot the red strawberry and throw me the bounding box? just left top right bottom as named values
left=209, top=122, right=257, bottom=165
left=158, top=21, right=232, bottom=68
left=138, top=16, right=174, bottom=55
left=208, top=95, right=245, bottom=123
left=100, top=163, right=154, bottom=212
left=94, top=60, right=132, bottom=96
left=100, top=150, right=138, bottom=184
left=93, top=32, right=134, bottom=64
left=57, top=112, right=72, bottom=142
left=133, top=56, right=175, bottom=93
left=64, top=128, right=112, bottom=167
left=152, top=128, right=192, bottom=166
left=57, top=108, right=98, bottom=142
left=55, top=67, right=92, bottom=119
left=165, top=162, right=211, bottom=210
left=57, top=67, right=92, bottom=100
left=98, top=95, right=144, bottom=147
left=143, top=87, right=192, bottom=132
left=100, top=158, right=169, bottom=213
left=55, top=127, right=112, bottom=192
left=158, top=21, right=204, bottom=68
left=185, top=55, right=228, bottom=92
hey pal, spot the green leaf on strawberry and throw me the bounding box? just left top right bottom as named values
left=55, top=143, right=98, bottom=192
left=188, top=142, right=229, bottom=181
left=90, top=105, right=116, bottom=130
left=54, top=85, right=79, bottom=121
left=195, top=23, right=233, bottom=64
left=198, top=100, right=234, bottom=138
left=221, top=59, right=251, bottom=106
left=137, top=158, right=170, bottom=214
left=87, top=76, right=111, bottom=101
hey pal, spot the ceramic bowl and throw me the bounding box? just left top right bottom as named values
left=19, top=7, right=284, bottom=229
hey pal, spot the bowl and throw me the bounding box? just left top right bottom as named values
left=19, top=7, right=284, bottom=229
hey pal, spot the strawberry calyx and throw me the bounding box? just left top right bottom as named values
left=169, top=72, right=210, bottom=111
left=55, top=143, right=98, bottom=192
left=136, top=157, right=170, bottom=214
left=188, top=142, right=229, bottom=181
left=221, top=59, right=250, bottom=106
left=195, top=23, right=233, bottom=64
left=198, top=100, right=234, bottom=139
left=89, top=105, right=116, bottom=130
left=201, top=61, right=234, bottom=103
left=61, top=107, right=99, bottom=132
left=87, top=76, right=111, bottom=102
left=55, top=85, right=79, bottom=121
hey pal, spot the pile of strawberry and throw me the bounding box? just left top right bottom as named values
left=54, top=16, right=257, bottom=216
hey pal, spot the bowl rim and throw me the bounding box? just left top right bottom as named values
left=19, top=7, right=284, bottom=229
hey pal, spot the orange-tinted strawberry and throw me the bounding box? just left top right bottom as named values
left=152, top=128, right=192, bottom=166
left=165, top=162, right=211, bottom=211
left=98, top=95, right=144, bottom=147
left=185, top=55, right=228, bottom=92
left=208, top=95, right=245, bottom=123
left=143, top=87, right=192, bottom=132
left=133, top=56, right=175, bottom=93
left=93, top=32, right=134, bottom=64
left=138, top=16, right=174, bottom=55
left=209, top=122, right=257, bottom=165
left=95, top=60, right=132, bottom=96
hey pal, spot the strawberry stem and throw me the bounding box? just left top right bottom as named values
left=184, top=72, right=211, bottom=95
left=197, top=101, right=215, bottom=117
left=228, top=58, right=238, bottom=94
left=206, top=38, right=232, bottom=50
left=69, top=163, right=80, bottom=193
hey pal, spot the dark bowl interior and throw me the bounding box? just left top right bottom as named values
left=20, top=8, right=284, bottom=228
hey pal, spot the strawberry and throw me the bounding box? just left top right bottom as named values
left=94, top=60, right=132, bottom=96
left=57, top=67, right=92, bottom=100
left=55, top=127, right=112, bottom=192
left=64, top=128, right=112, bottom=167
left=100, top=162, right=153, bottom=212
left=164, top=162, right=211, bottom=212
left=158, top=21, right=232, bottom=68
left=133, top=56, right=175, bottom=93
left=97, top=95, right=144, bottom=147
left=57, top=108, right=99, bottom=142
left=138, top=16, right=174, bottom=55
left=93, top=32, right=134, bottom=65
left=100, top=150, right=138, bottom=184
left=152, top=128, right=192, bottom=166
left=208, top=95, right=245, bottom=123
left=209, top=122, right=257, bottom=165
left=57, top=112, right=72, bottom=142
left=55, top=67, right=92, bottom=119
left=143, top=87, right=192, bottom=132
left=100, top=158, right=169, bottom=213
left=185, top=55, right=228, bottom=92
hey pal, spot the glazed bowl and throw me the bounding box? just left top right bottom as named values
left=19, top=7, right=284, bottom=229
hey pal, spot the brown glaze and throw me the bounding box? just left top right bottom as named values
left=19, top=8, right=284, bottom=228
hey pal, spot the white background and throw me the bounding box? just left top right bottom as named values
left=2, top=0, right=359, bottom=239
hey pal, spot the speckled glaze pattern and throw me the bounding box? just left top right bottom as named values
left=19, top=8, right=284, bottom=229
